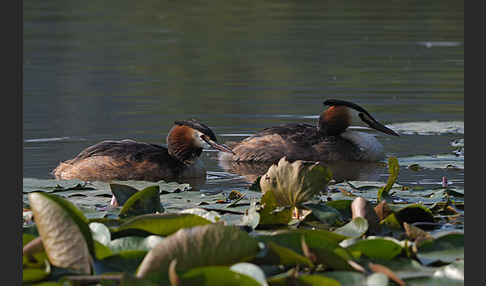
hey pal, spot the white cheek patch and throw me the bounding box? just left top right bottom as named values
left=341, top=130, right=385, bottom=161
left=194, top=131, right=211, bottom=149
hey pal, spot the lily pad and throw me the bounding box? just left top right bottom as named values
left=333, top=217, right=369, bottom=238
left=119, top=186, right=163, bottom=218
left=259, top=191, right=291, bottom=227
left=179, top=266, right=262, bottom=286
left=136, top=224, right=260, bottom=281
left=395, top=204, right=435, bottom=224
left=28, top=192, right=93, bottom=274
left=346, top=238, right=403, bottom=260
left=230, top=263, right=268, bottom=286
left=108, top=235, right=164, bottom=253
left=111, top=213, right=212, bottom=239
left=416, top=232, right=464, bottom=265
left=304, top=203, right=344, bottom=226
left=255, top=229, right=348, bottom=255
left=94, top=250, right=148, bottom=274
left=258, top=241, right=314, bottom=267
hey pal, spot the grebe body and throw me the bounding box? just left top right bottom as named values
left=53, top=120, right=233, bottom=182
left=219, top=99, right=399, bottom=164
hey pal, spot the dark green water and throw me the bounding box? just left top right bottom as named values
left=24, top=0, right=464, bottom=192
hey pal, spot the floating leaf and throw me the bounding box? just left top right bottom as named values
left=180, top=208, right=221, bottom=223
left=365, top=273, right=388, bottom=286
left=258, top=241, right=314, bottom=267
left=256, top=229, right=347, bottom=255
left=346, top=238, right=403, bottom=260
left=267, top=273, right=341, bottom=286
left=326, top=200, right=353, bottom=220
left=296, top=275, right=341, bottom=286
left=28, top=192, right=93, bottom=274
left=377, top=157, right=399, bottom=202
left=94, top=250, right=147, bottom=275
left=324, top=271, right=366, bottom=286
left=416, top=232, right=464, bottom=265
left=111, top=213, right=212, bottom=239
left=259, top=157, right=332, bottom=207
left=333, top=217, right=368, bottom=238
left=259, top=191, right=291, bottom=227
left=90, top=222, right=111, bottom=245
left=179, top=266, right=261, bottom=286
left=108, top=235, right=164, bottom=254
left=23, top=263, right=51, bottom=284
left=395, top=204, right=434, bottom=224
left=136, top=224, right=260, bottom=281
left=110, top=184, right=139, bottom=206
left=119, top=186, right=163, bottom=218
left=230, top=263, right=268, bottom=286
left=380, top=213, right=402, bottom=230
left=304, top=203, right=344, bottom=226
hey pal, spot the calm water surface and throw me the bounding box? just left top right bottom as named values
left=24, top=0, right=464, bottom=193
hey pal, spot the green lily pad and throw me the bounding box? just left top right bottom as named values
left=136, top=224, right=260, bottom=281
left=119, top=186, right=163, bottom=218
left=179, top=266, right=262, bottom=286
left=23, top=265, right=51, bottom=284
left=230, top=263, right=268, bottom=286
left=416, top=233, right=464, bottom=265
left=259, top=191, right=291, bottom=227
left=90, top=222, right=111, bottom=245
left=267, top=273, right=341, bottom=286
left=324, top=271, right=366, bottom=286
left=346, top=238, right=403, bottom=260
left=325, top=200, right=353, bottom=220
left=94, top=240, right=113, bottom=260
left=258, top=241, right=314, bottom=267
left=94, top=250, right=148, bottom=274
left=305, top=203, right=344, bottom=226
left=108, top=235, right=164, bottom=254
left=28, top=192, right=93, bottom=274
left=333, top=217, right=369, bottom=238
left=256, top=229, right=347, bottom=255
left=111, top=213, right=212, bottom=239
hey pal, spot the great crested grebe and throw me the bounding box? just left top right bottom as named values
left=52, top=119, right=234, bottom=182
left=219, top=99, right=399, bottom=164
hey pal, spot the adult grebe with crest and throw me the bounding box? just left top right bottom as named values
left=53, top=119, right=234, bottom=182
left=219, top=99, right=399, bottom=164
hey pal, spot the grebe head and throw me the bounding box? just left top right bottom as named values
left=167, top=119, right=234, bottom=165
left=318, top=99, right=400, bottom=137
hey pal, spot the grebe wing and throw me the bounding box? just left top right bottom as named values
left=248, top=123, right=321, bottom=146
left=69, top=140, right=170, bottom=163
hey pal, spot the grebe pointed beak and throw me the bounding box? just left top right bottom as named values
left=201, top=135, right=235, bottom=154
left=359, top=113, right=400, bottom=136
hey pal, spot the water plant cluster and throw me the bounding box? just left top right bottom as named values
left=22, top=157, right=464, bottom=285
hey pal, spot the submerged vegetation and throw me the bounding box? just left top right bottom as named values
left=22, top=157, right=464, bottom=285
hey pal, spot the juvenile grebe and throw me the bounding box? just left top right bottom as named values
left=53, top=119, right=234, bottom=182
left=219, top=99, right=399, bottom=163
